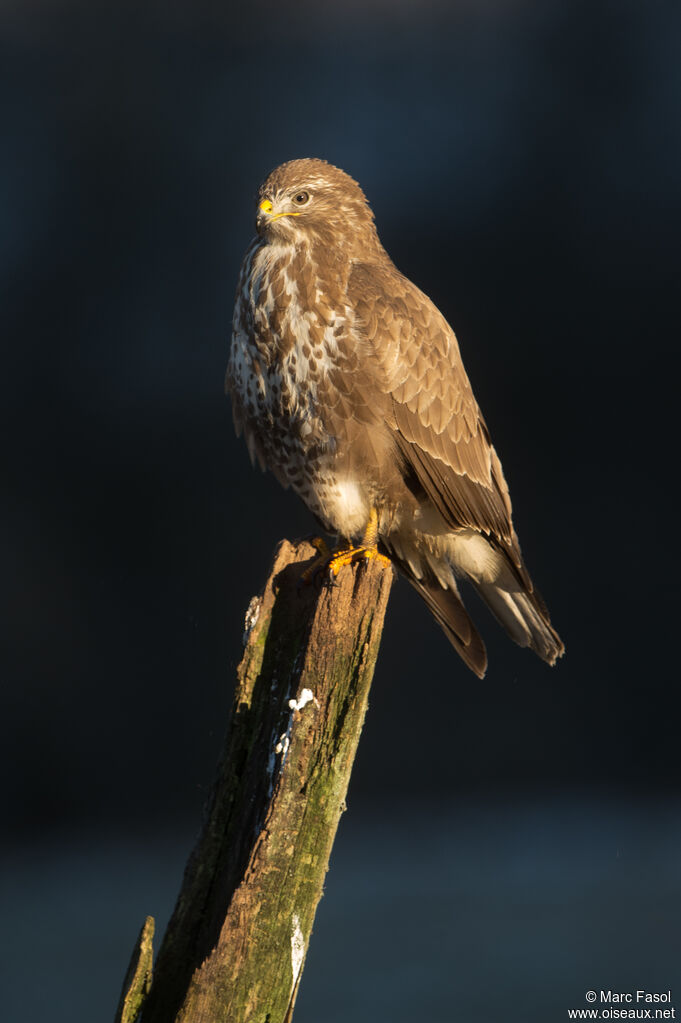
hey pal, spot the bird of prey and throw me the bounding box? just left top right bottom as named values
left=226, top=158, right=564, bottom=677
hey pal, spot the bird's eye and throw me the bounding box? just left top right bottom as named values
left=293, top=191, right=310, bottom=206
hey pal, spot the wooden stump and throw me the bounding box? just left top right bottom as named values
left=116, top=538, right=394, bottom=1023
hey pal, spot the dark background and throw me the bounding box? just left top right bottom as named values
left=2, top=1, right=680, bottom=1020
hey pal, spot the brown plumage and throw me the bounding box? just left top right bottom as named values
left=226, top=158, right=564, bottom=676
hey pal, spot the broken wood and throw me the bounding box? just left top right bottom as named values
left=116, top=537, right=394, bottom=1023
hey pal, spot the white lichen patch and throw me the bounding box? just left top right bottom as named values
left=272, top=689, right=317, bottom=772
left=290, top=914, right=305, bottom=995
left=275, top=734, right=290, bottom=756
left=288, top=688, right=316, bottom=712
left=242, top=595, right=262, bottom=646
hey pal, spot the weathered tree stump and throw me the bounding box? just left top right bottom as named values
left=116, top=537, right=394, bottom=1023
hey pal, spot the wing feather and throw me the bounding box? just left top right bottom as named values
left=348, top=261, right=521, bottom=562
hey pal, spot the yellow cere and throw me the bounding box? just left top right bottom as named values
left=259, top=199, right=273, bottom=213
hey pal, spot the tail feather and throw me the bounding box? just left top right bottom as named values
left=474, top=581, right=564, bottom=666
left=387, top=531, right=564, bottom=675
left=401, top=567, right=488, bottom=679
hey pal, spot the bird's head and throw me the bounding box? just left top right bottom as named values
left=254, top=158, right=380, bottom=254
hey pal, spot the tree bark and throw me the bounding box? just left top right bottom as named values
left=118, top=537, right=394, bottom=1023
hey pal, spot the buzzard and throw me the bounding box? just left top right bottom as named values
left=226, top=158, right=564, bottom=677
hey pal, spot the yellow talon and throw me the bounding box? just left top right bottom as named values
left=299, top=537, right=331, bottom=585
left=328, top=546, right=391, bottom=576
left=326, top=509, right=391, bottom=576
left=309, top=536, right=330, bottom=557
left=299, top=511, right=391, bottom=585
left=365, top=547, right=392, bottom=566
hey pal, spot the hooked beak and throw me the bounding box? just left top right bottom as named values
left=256, top=197, right=301, bottom=233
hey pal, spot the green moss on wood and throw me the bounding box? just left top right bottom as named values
left=115, top=916, right=154, bottom=1023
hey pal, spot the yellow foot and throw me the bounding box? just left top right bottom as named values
left=328, top=545, right=392, bottom=576
left=309, top=536, right=330, bottom=558
left=301, top=511, right=391, bottom=584
left=299, top=537, right=333, bottom=586
left=300, top=537, right=391, bottom=586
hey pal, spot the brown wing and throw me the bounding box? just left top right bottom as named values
left=348, top=260, right=528, bottom=580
